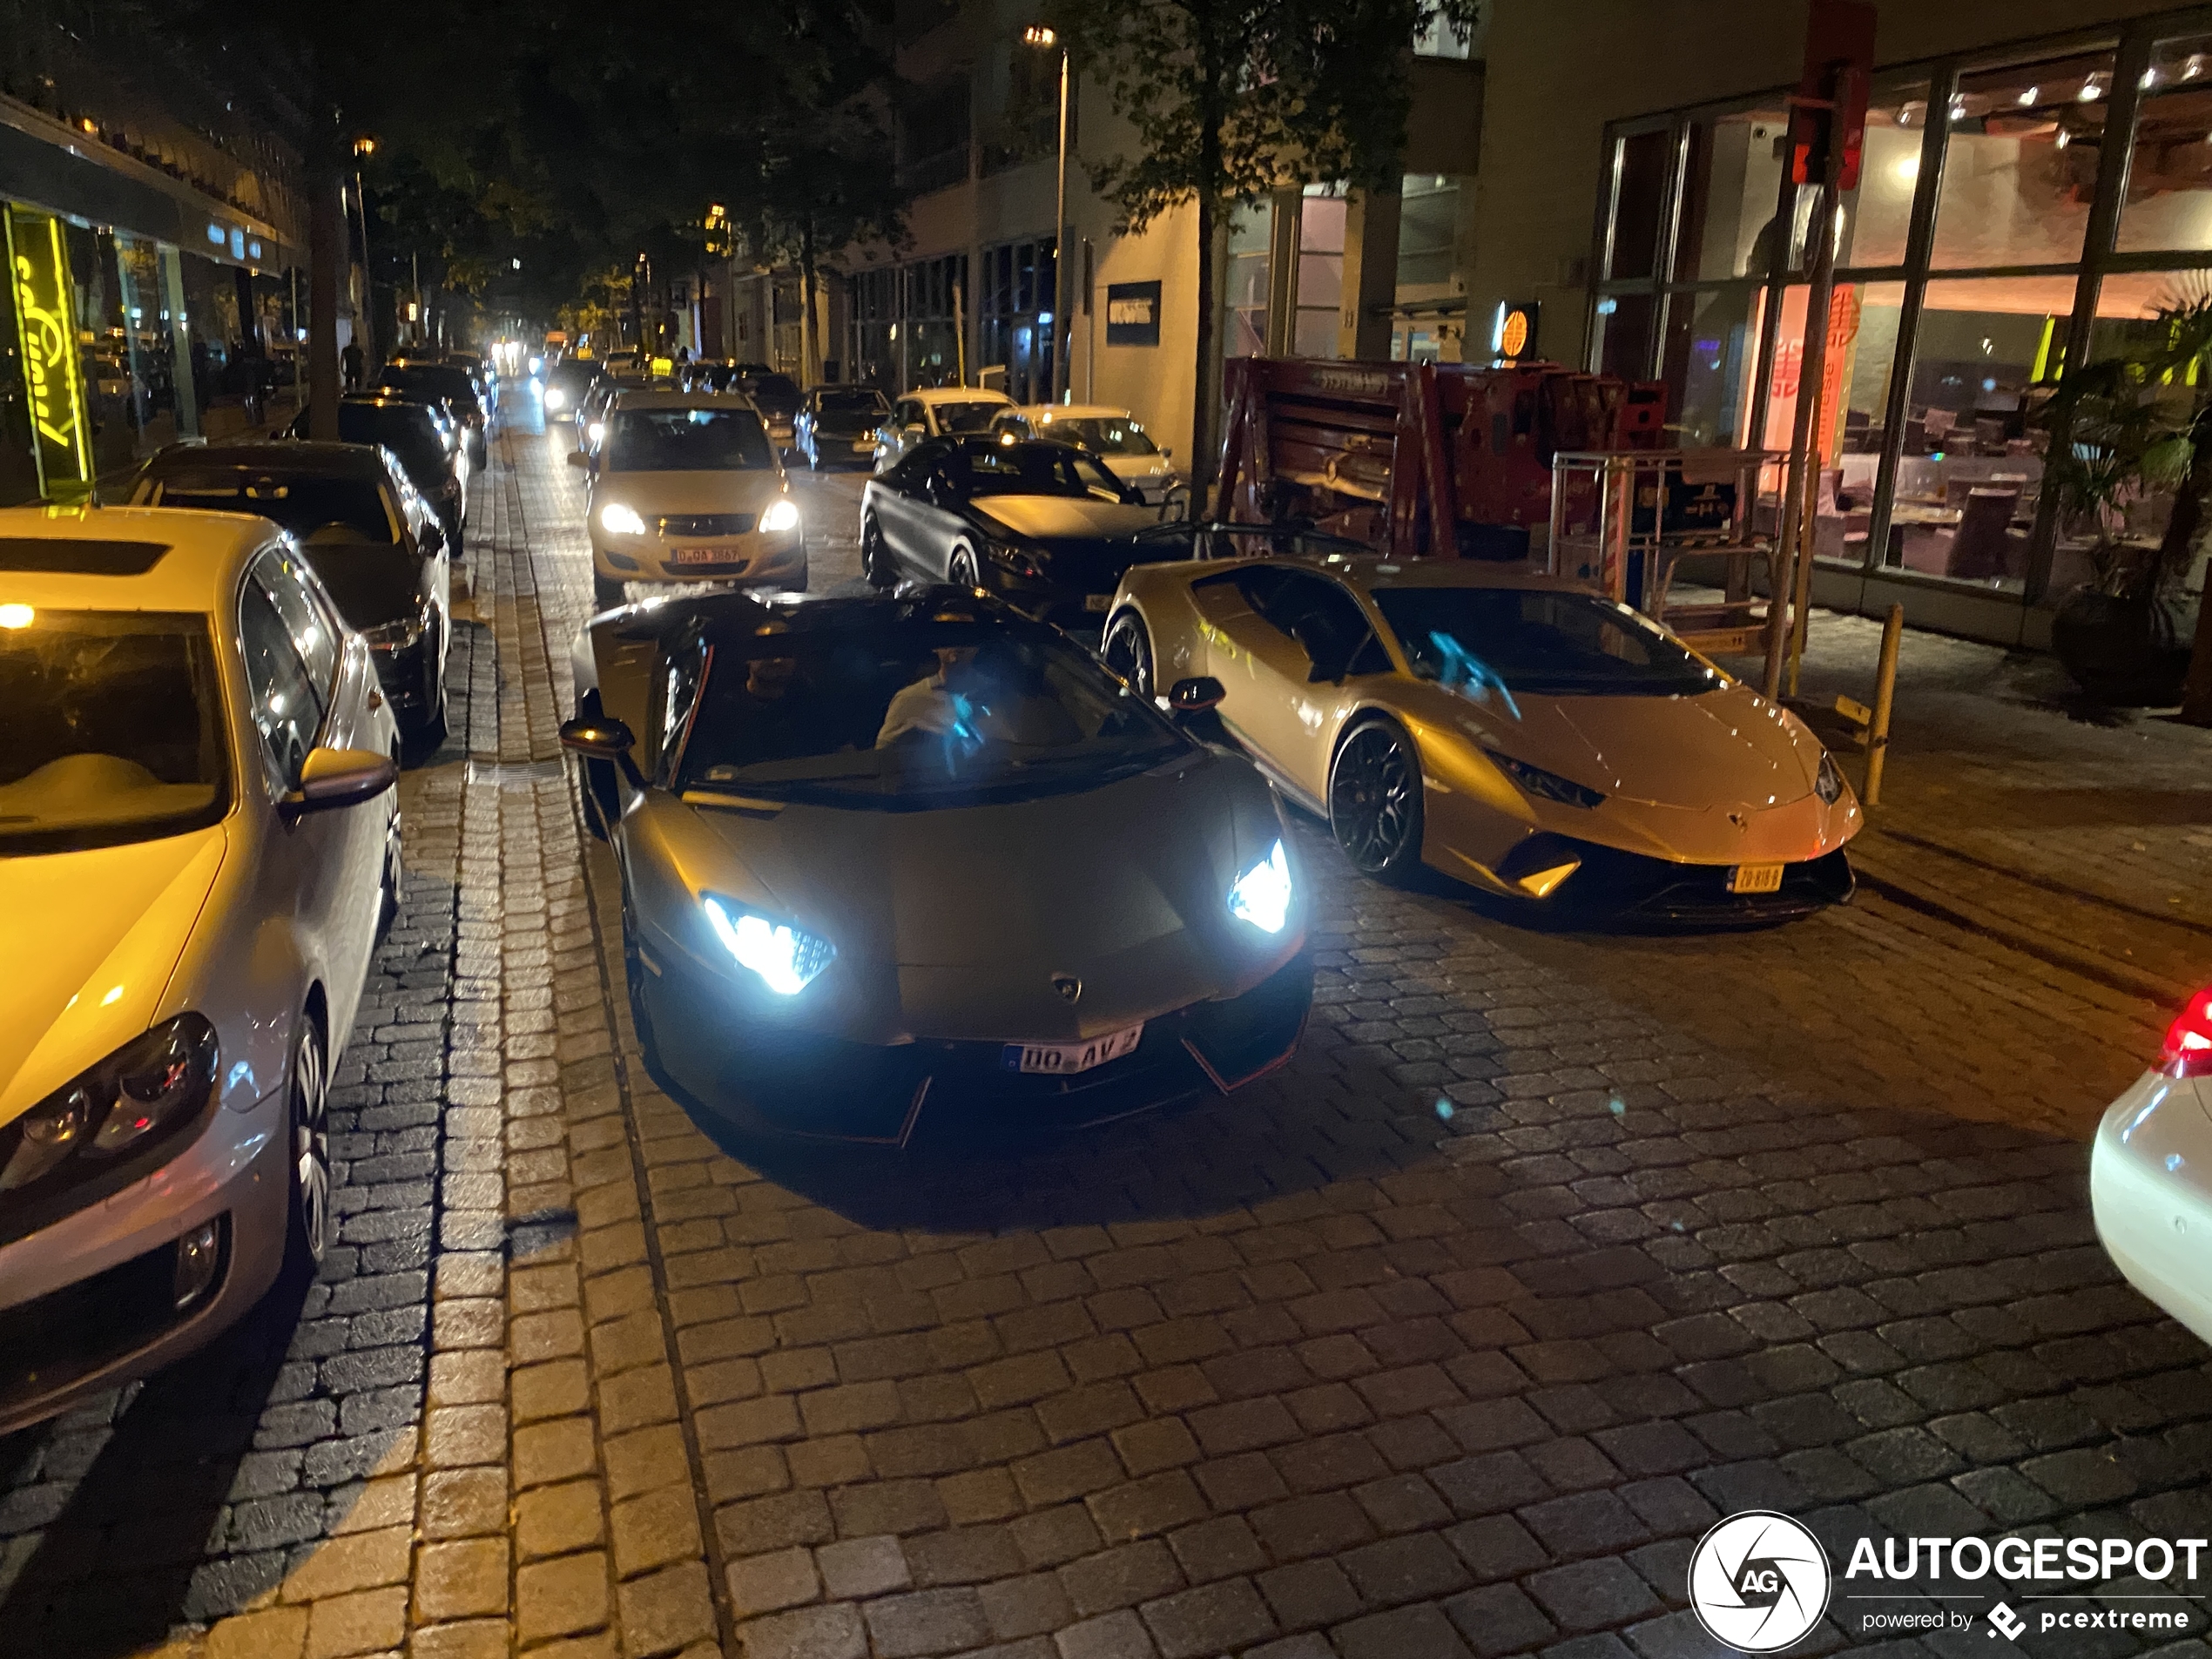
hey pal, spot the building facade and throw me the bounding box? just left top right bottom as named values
left=831, top=0, right=1486, bottom=462
left=0, top=17, right=302, bottom=504
left=1471, top=0, right=2209, bottom=648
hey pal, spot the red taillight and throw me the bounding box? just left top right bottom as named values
left=2161, top=988, right=2212, bottom=1076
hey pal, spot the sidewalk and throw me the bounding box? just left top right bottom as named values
left=1717, top=612, right=2212, bottom=1009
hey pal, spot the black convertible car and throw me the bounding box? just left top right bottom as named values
left=860, top=436, right=1178, bottom=631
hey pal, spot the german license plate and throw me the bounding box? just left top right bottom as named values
left=1084, top=592, right=1114, bottom=612
left=1003, top=1022, right=1143, bottom=1076
left=1729, top=862, right=1784, bottom=894
left=670, top=546, right=741, bottom=566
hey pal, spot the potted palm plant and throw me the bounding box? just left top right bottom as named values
left=2038, top=285, right=2212, bottom=708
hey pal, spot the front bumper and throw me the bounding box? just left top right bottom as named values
left=0, top=1092, right=290, bottom=1434
left=2092, top=1072, right=2212, bottom=1347
left=594, top=532, right=807, bottom=588
left=639, top=947, right=1314, bottom=1147
left=1467, top=833, right=1855, bottom=925
left=370, top=635, right=437, bottom=723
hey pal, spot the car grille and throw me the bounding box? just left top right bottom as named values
left=0, top=1223, right=228, bottom=1420
left=658, top=513, right=755, bottom=537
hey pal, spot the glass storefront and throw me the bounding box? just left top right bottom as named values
left=1589, top=6, right=2212, bottom=616
left=978, top=236, right=1057, bottom=404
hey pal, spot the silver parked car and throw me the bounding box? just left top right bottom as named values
left=0, top=506, right=401, bottom=1433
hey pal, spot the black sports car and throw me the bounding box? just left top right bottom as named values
left=860, top=436, right=1178, bottom=631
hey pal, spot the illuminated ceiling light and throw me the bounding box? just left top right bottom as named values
left=2018, top=85, right=2040, bottom=105
left=2079, top=80, right=2102, bottom=101
left=2055, top=129, right=2072, bottom=149
left=0, top=603, right=33, bottom=628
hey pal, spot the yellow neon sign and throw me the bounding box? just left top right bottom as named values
left=5, top=208, right=93, bottom=500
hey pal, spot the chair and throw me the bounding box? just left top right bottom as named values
left=1946, top=488, right=2020, bottom=580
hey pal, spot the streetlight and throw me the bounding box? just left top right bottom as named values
left=1024, top=24, right=1069, bottom=403
left=351, top=137, right=378, bottom=372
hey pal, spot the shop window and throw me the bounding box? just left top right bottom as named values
left=1660, top=285, right=1764, bottom=448
left=1676, top=106, right=1790, bottom=283
left=1750, top=281, right=1907, bottom=565
left=1594, top=292, right=1657, bottom=381
left=1224, top=200, right=1271, bottom=359
left=2118, top=34, right=2212, bottom=253
left=1877, top=274, right=2076, bottom=590
left=1833, top=80, right=1932, bottom=270
left=1930, top=50, right=2113, bottom=271
left=1294, top=189, right=1345, bottom=360
left=1606, top=130, right=1674, bottom=281
left=1397, top=176, right=1459, bottom=293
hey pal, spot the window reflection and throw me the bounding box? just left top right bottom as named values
left=2119, top=35, right=2212, bottom=253
left=1930, top=51, right=2113, bottom=270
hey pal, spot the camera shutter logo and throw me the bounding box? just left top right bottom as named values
left=1688, top=1512, right=1831, bottom=1653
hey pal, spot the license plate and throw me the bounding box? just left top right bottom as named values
left=670, top=546, right=742, bottom=566
left=1084, top=593, right=1114, bottom=612
left=1003, top=1022, right=1143, bottom=1076
left=1729, top=862, right=1784, bottom=894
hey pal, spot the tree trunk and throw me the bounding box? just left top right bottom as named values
left=2174, top=453, right=2212, bottom=722
left=309, top=172, right=343, bottom=442
left=799, top=220, right=822, bottom=388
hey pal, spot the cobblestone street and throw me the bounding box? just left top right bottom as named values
left=6, top=395, right=2212, bottom=1659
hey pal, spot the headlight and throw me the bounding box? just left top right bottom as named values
left=1815, top=751, right=1844, bottom=804
left=543, top=386, right=568, bottom=411
left=1228, top=839, right=1294, bottom=934
left=703, top=897, right=835, bottom=995
left=587, top=420, right=605, bottom=444
left=0, top=1014, right=219, bottom=1198
left=600, top=502, right=648, bottom=536
left=1486, top=750, right=1605, bottom=809
left=987, top=541, right=1045, bottom=580
left=362, top=608, right=428, bottom=650
left=759, top=497, right=800, bottom=535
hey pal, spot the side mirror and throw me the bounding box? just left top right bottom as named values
left=417, top=523, right=445, bottom=556
left=1167, top=676, right=1225, bottom=714
left=567, top=449, right=591, bottom=469
left=559, top=716, right=635, bottom=759
left=281, top=747, right=396, bottom=818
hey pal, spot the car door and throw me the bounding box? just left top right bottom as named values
left=867, top=443, right=939, bottom=577
left=253, top=548, right=387, bottom=1038
left=883, top=398, right=924, bottom=465
left=1204, top=567, right=1389, bottom=800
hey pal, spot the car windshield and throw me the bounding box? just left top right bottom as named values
left=1372, top=587, right=1722, bottom=698
left=741, top=374, right=800, bottom=407
left=0, top=610, right=230, bottom=854
left=816, top=390, right=886, bottom=418
left=546, top=362, right=596, bottom=392
left=934, top=401, right=1005, bottom=435
left=677, top=615, right=1185, bottom=808
left=607, top=408, right=774, bottom=471
left=144, top=467, right=395, bottom=544
left=962, top=446, right=1126, bottom=500
left=1042, top=416, right=1157, bottom=456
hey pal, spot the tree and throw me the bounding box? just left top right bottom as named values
left=1042, top=0, right=1477, bottom=495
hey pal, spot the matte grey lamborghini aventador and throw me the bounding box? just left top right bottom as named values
left=562, top=586, right=1312, bottom=1145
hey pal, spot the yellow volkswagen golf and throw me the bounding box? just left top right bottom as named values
left=0, top=506, right=399, bottom=1433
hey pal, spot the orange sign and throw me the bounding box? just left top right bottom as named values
left=1501, top=307, right=1531, bottom=358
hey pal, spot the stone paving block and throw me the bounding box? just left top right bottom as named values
left=1335, top=1602, right=1477, bottom=1659
left=738, top=1603, right=869, bottom=1659
left=516, top=1551, right=612, bottom=1643
left=617, top=1560, right=718, bottom=1655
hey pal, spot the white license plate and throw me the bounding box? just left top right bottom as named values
left=1729, top=862, right=1784, bottom=894
left=670, top=546, right=742, bottom=566
left=1084, top=593, right=1114, bottom=612
left=1004, top=1022, right=1143, bottom=1076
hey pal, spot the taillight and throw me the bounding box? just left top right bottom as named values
left=2161, top=987, right=2212, bottom=1076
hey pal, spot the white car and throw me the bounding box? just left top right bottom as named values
left=873, top=386, right=1016, bottom=473
left=991, top=404, right=1181, bottom=506
left=574, top=389, right=806, bottom=610
left=2092, top=988, right=2212, bottom=1346
left=0, top=506, right=401, bottom=1432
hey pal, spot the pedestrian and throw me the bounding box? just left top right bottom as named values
left=342, top=338, right=364, bottom=391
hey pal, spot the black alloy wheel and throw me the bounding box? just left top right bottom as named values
left=1329, top=718, right=1425, bottom=882
left=1103, top=610, right=1155, bottom=698
left=949, top=546, right=981, bottom=590
left=861, top=516, right=895, bottom=588
left=288, top=1018, right=333, bottom=1267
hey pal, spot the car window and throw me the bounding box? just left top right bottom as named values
left=1236, top=570, right=1374, bottom=664
left=144, top=467, right=398, bottom=545
left=0, top=610, right=230, bottom=853
left=1041, top=415, right=1157, bottom=456
left=655, top=634, right=711, bottom=786
left=253, top=546, right=342, bottom=697
left=606, top=408, right=774, bottom=472
left=961, top=444, right=1125, bottom=500
left=933, top=401, right=1008, bottom=435
left=1372, top=587, right=1723, bottom=698
left=238, top=575, right=323, bottom=786
left=818, top=389, right=887, bottom=417
left=895, top=401, right=922, bottom=428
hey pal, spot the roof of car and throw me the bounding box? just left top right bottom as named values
left=911, top=386, right=1014, bottom=404
left=1013, top=404, right=1137, bottom=422
left=608, top=389, right=761, bottom=412
left=150, top=442, right=391, bottom=480
left=0, top=504, right=278, bottom=613
left=1260, top=552, right=1595, bottom=596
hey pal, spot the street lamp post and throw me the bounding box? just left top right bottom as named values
left=352, top=138, right=378, bottom=372
left=1024, top=25, right=1069, bottom=404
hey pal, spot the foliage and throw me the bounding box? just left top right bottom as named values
left=2039, top=286, right=2212, bottom=600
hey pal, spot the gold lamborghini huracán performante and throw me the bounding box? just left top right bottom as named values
left=1103, top=557, right=1860, bottom=922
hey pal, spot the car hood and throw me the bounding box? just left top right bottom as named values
left=597, top=471, right=786, bottom=514
left=1487, top=685, right=1820, bottom=809
left=972, top=496, right=1163, bottom=544
left=1102, top=455, right=1172, bottom=479
left=0, top=825, right=226, bottom=1125
left=635, top=751, right=1299, bottom=1041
